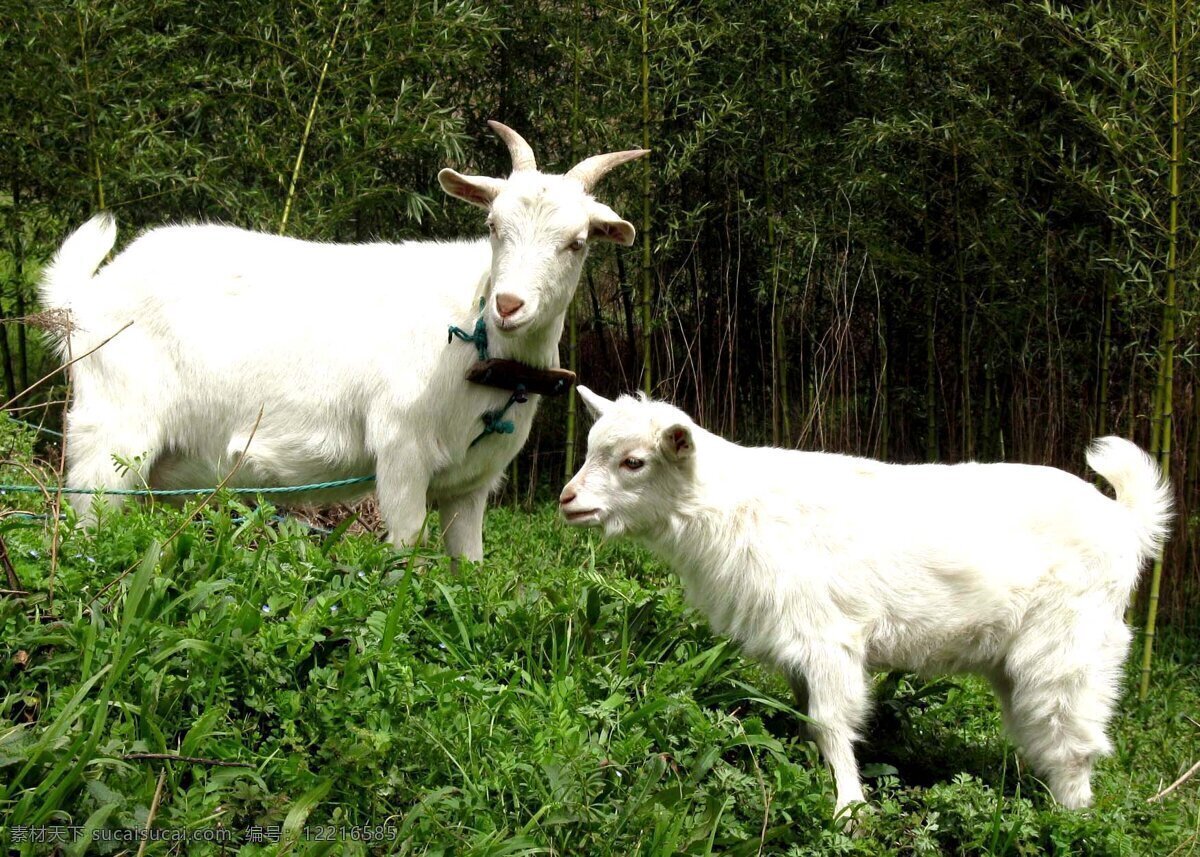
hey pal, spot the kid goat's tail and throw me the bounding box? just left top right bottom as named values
left=1086, top=436, right=1173, bottom=564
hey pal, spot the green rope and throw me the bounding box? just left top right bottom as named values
left=3, top=413, right=374, bottom=496
left=448, top=299, right=534, bottom=447
left=7, top=417, right=64, bottom=438
left=448, top=297, right=489, bottom=361
left=0, top=474, right=375, bottom=497
left=5, top=510, right=331, bottom=535
left=470, top=385, right=527, bottom=447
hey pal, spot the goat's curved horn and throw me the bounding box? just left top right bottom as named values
left=488, top=120, right=538, bottom=174
left=566, top=149, right=650, bottom=192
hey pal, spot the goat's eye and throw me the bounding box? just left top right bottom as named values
left=488, top=221, right=498, bottom=236
left=621, top=457, right=645, bottom=471
left=567, top=237, right=585, bottom=252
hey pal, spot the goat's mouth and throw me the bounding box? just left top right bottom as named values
left=562, top=507, right=601, bottom=526
left=494, top=314, right=530, bottom=334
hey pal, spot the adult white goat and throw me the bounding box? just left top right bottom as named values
left=40, top=122, right=646, bottom=560
left=560, top=387, right=1171, bottom=817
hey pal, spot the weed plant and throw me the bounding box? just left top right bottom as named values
left=0, top=486, right=1197, bottom=854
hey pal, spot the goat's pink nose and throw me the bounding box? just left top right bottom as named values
left=560, top=488, right=577, bottom=506
left=495, top=293, right=525, bottom=319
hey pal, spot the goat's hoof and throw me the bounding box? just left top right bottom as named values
left=833, top=800, right=871, bottom=836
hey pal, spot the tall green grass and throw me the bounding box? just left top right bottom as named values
left=1, top=498, right=1197, bottom=855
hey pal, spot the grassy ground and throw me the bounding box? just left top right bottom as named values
left=1, top=494, right=1198, bottom=855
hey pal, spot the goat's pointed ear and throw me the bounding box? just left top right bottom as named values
left=660, top=424, right=695, bottom=461
left=576, top=385, right=612, bottom=420
left=587, top=200, right=636, bottom=246
left=439, top=169, right=505, bottom=209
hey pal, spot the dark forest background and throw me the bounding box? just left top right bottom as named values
left=1, top=0, right=1195, bottom=631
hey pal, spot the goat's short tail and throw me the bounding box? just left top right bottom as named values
left=1086, top=436, right=1172, bottom=562
left=39, top=213, right=117, bottom=312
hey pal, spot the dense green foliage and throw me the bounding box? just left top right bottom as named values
left=1, top=0, right=1196, bottom=621
left=0, top=4, right=1198, bottom=846
left=1, top=498, right=1198, bottom=854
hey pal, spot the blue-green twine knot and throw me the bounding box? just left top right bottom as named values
left=448, top=297, right=489, bottom=361
left=470, top=384, right=527, bottom=447
left=481, top=413, right=515, bottom=436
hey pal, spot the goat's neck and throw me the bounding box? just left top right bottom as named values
left=485, top=313, right=565, bottom=369
left=640, top=438, right=751, bottom=577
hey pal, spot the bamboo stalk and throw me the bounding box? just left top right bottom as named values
left=1187, top=380, right=1200, bottom=500
left=1149, top=350, right=1165, bottom=461
left=878, top=292, right=889, bottom=460
left=2, top=171, right=19, bottom=401
left=75, top=5, right=104, bottom=211
left=765, top=150, right=780, bottom=445
left=565, top=303, right=579, bottom=477
left=1139, top=0, right=1182, bottom=701
left=639, top=0, right=652, bottom=395
left=1096, top=274, right=1114, bottom=439
left=279, top=0, right=349, bottom=235
left=9, top=171, right=28, bottom=393
left=779, top=309, right=791, bottom=445
left=1094, top=272, right=1114, bottom=490
left=953, top=140, right=972, bottom=459
left=925, top=285, right=938, bottom=462
left=564, top=0, right=582, bottom=482
left=982, top=359, right=994, bottom=459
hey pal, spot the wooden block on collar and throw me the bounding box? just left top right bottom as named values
left=465, top=359, right=577, bottom=396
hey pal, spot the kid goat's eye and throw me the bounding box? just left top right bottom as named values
left=621, top=457, right=645, bottom=471
left=567, top=237, right=585, bottom=252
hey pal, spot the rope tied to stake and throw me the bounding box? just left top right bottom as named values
left=6, top=417, right=64, bottom=438
left=0, top=475, right=376, bottom=497
left=0, top=416, right=376, bottom=497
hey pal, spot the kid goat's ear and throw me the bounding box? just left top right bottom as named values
left=660, top=424, right=695, bottom=461
left=576, top=385, right=613, bottom=420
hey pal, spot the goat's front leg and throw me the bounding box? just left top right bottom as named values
left=796, top=646, right=870, bottom=817
left=375, top=447, right=432, bottom=549
left=438, top=487, right=488, bottom=563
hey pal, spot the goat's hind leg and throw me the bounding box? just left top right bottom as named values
left=1003, top=605, right=1129, bottom=809
left=63, top=410, right=163, bottom=525
left=787, top=670, right=813, bottom=739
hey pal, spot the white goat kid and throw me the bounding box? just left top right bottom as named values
left=40, top=122, right=646, bottom=560
left=560, top=387, right=1171, bottom=817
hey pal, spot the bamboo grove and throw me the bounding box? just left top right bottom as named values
left=0, top=0, right=1196, bottom=641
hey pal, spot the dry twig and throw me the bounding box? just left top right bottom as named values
left=0, top=533, right=21, bottom=591
left=1149, top=759, right=1200, bottom=803
left=0, top=319, right=132, bottom=412
left=135, top=769, right=167, bottom=857
left=122, top=752, right=252, bottom=768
